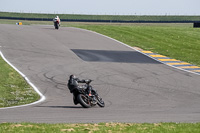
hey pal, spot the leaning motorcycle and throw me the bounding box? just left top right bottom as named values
left=75, top=80, right=105, bottom=108
left=53, top=19, right=59, bottom=29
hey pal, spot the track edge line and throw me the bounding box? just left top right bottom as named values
left=0, top=50, right=46, bottom=110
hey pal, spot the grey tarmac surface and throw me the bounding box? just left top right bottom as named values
left=0, top=24, right=200, bottom=123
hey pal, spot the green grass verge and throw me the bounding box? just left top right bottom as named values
left=0, top=56, right=40, bottom=108
left=0, top=19, right=52, bottom=25
left=0, top=122, right=200, bottom=133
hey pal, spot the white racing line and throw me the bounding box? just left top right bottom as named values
left=71, top=27, right=200, bottom=76
left=0, top=50, right=46, bottom=110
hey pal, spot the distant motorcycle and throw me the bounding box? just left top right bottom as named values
left=53, top=16, right=60, bottom=29
left=53, top=19, right=59, bottom=29
left=75, top=80, right=105, bottom=108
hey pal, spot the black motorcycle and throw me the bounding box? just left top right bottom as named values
left=54, top=20, right=59, bottom=29
left=75, top=80, right=105, bottom=108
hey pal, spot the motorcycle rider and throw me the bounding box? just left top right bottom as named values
left=53, top=16, right=61, bottom=26
left=68, top=75, right=92, bottom=105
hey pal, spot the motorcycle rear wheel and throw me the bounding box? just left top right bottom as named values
left=77, top=94, right=91, bottom=108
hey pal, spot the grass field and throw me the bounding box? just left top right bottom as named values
left=0, top=56, right=40, bottom=107
left=1, top=122, right=200, bottom=133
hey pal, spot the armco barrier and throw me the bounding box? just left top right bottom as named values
left=194, top=22, right=200, bottom=28
left=0, top=16, right=200, bottom=23
left=0, top=17, right=51, bottom=21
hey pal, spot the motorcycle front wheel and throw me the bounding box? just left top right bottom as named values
left=54, top=22, right=59, bottom=29
left=96, top=94, right=105, bottom=107
left=77, top=94, right=91, bottom=108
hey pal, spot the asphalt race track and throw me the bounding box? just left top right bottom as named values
left=0, top=24, right=200, bottom=123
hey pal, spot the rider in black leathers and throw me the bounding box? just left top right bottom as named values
left=68, top=75, right=92, bottom=105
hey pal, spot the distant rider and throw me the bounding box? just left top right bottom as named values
left=67, top=75, right=92, bottom=105
left=53, top=16, right=61, bottom=26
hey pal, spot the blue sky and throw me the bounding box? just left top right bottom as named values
left=0, top=0, right=199, bottom=15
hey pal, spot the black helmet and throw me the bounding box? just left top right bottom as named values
left=70, top=75, right=76, bottom=79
